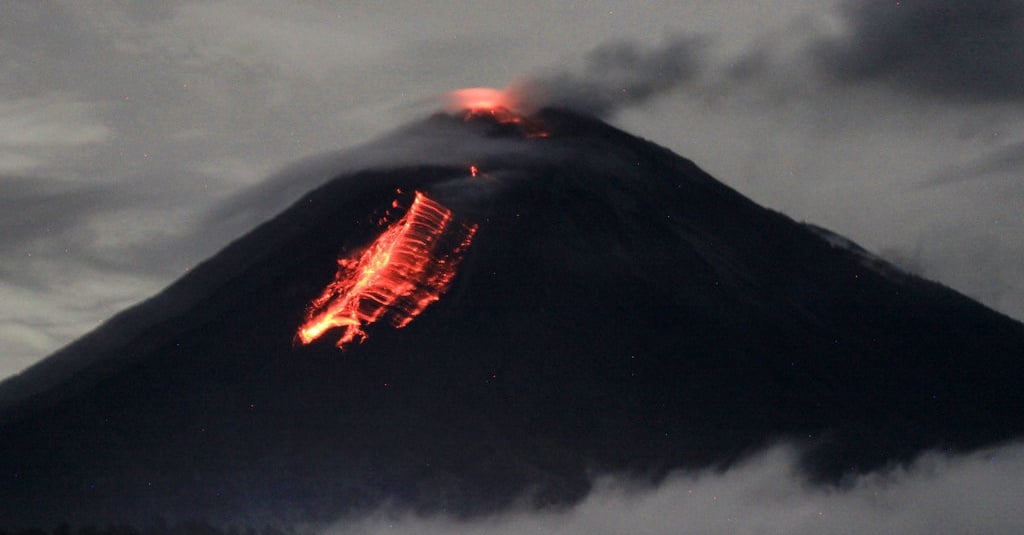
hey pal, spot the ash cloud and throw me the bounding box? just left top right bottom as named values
left=322, top=442, right=1024, bottom=535
left=814, top=0, right=1024, bottom=101
left=511, top=35, right=707, bottom=117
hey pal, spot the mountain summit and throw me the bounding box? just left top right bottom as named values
left=2, top=107, right=1023, bottom=529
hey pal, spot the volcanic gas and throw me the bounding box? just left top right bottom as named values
left=296, top=190, right=477, bottom=349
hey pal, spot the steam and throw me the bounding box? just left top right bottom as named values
left=319, top=442, right=1024, bottom=535
left=510, top=34, right=707, bottom=117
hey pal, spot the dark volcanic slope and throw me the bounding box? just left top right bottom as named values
left=1, top=109, right=1023, bottom=529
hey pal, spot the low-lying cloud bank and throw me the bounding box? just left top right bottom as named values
left=321, top=442, right=1024, bottom=535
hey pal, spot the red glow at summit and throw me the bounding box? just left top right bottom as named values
left=445, top=86, right=550, bottom=138
left=446, top=87, right=517, bottom=114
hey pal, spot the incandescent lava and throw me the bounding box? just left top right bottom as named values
left=297, top=190, right=477, bottom=350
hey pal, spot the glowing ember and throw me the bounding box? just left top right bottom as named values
left=297, top=191, right=477, bottom=349
left=470, top=165, right=479, bottom=177
left=445, top=87, right=550, bottom=138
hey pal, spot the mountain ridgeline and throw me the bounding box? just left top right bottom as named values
left=1, top=108, right=1022, bottom=529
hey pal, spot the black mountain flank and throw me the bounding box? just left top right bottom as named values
left=2, top=108, right=1022, bottom=530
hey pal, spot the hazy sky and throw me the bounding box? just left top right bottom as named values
left=3, top=0, right=1024, bottom=383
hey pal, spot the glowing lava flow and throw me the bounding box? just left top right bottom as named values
left=296, top=191, right=477, bottom=350
left=445, top=87, right=550, bottom=138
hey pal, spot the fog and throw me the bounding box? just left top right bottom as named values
left=320, top=442, right=1024, bottom=535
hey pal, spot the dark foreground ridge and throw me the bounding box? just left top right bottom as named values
left=2, top=108, right=1023, bottom=530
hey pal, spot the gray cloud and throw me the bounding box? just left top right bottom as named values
left=0, top=171, right=212, bottom=285
left=511, top=35, right=708, bottom=116
left=814, top=0, right=1024, bottom=101
left=0, top=94, right=112, bottom=173
left=0, top=178, right=124, bottom=251
left=321, top=442, right=1024, bottom=535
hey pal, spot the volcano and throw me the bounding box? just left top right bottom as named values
left=2, top=106, right=1023, bottom=530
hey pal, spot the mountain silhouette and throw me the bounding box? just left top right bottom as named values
left=1, top=108, right=1022, bottom=530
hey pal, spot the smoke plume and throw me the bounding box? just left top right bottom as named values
left=510, top=35, right=707, bottom=117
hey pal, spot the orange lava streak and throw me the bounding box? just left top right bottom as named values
left=297, top=191, right=477, bottom=349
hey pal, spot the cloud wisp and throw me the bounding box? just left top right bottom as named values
left=0, top=95, right=111, bottom=173
left=321, top=442, right=1024, bottom=535
left=925, top=140, right=1024, bottom=186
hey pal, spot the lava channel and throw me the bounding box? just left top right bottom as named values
left=296, top=191, right=477, bottom=350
